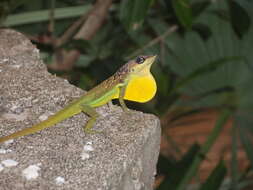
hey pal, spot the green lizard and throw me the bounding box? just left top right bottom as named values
left=0, top=55, right=157, bottom=143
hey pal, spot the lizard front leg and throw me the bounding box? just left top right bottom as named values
left=81, top=104, right=99, bottom=133
left=119, top=84, right=129, bottom=112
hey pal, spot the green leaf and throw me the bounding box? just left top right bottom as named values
left=199, top=160, right=227, bottom=190
left=172, top=0, right=193, bottom=29
left=236, top=76, right=253, bottom=112
left=119, top=0, right=134, bottom=30
left=120, top=0, right=154, bottom=31
left=228, top=0, right=251, bottom=38
left=165, top=0, right=252, bottom=104
left=10, top=0, right=31, bottom=11
left=192, top=23, right=212, bottom=40
left=230, top=124, right=239, bottom=189
left=175, top=86, right=235, bottom=109
left=172, top=56, right=244, bottom=95
left=178, top=143, right=200, bottom=170
left=3, top=5, right=91, bottom=26
left=153, top=65, right=171, bottom=97
left=191, top=1, right=210, bottom=18
left=148, top=18, right=171, bottom=35
left=211, top=9, right=230, bottom=22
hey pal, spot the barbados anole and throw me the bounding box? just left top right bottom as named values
left=0, top=55, right=157, bottom=143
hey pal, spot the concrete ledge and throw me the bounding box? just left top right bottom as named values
left=0, top=29, right=161, bottom=190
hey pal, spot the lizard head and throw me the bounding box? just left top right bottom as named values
left=128, top=55, right=157, bottom=76
left=113, top=55, right=157, bottom=82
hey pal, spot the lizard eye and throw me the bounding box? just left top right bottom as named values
left=136, top=56, right=145, bottom=64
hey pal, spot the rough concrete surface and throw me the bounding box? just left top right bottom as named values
left=0, top=29, right=161, bottom=190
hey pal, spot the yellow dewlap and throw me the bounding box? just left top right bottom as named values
left=115, top=74, right=157, bottom=103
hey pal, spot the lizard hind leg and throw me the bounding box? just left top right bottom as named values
left=81, top=104, right=100, bottom=134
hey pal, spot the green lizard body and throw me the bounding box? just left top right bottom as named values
left=0, top=55, right=157, bottom=143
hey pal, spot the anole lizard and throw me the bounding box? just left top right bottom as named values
left=0, top=55, right=157, bottom=143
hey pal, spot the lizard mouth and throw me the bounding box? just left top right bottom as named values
left=141, top=55, right=156, bottom=69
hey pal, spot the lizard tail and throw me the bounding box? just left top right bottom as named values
left=0, top=108, right=80, bottom=143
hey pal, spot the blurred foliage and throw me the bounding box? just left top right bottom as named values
left=1, top=0, right=253, bottom=189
